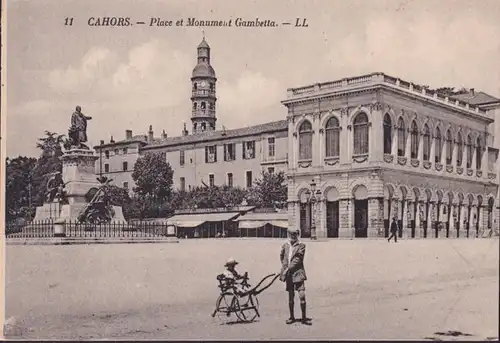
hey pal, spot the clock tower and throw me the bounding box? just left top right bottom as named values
left=191, top=36, right=217, bottom=134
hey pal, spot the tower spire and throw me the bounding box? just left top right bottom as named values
left=191, top=37, right=217, bottom=135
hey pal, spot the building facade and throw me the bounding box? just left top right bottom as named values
left=93, top=38, right=500, bottom=239
left=283, top=73, right=499, bottom=239
left=94, top=38, right=288, bottom=192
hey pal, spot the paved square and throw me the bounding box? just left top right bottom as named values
left=5, top=238, right=499, bottom=340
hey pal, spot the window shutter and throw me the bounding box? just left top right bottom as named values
left=205, top=147, right=208, bottom=163
left=224, top=144, right=227, bottom=161
left=214, top=146, right=217, bottom=162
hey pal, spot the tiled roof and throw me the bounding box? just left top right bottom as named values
left=450, top=91, right=500, bottom=106
left=143, top=120, right=288, bottom=150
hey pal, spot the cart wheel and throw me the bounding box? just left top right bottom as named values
left=213, top=293, right=233, bottom=321
left=234, top=294, right=259, bottom=322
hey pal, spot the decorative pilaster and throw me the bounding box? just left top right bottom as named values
left=391, top=128, right=398, bottom=158
left=405, top=132, right=411, bottom=160
left=458, top=204, right=467, bottom=238
left=316, top=199, right=326, bottom=239
left=449, top=203, right=457, bottom=238
left=478, top=205, right=485, bottom=237
left=469, top=205, right=477, bottom=238
left=368, top=198, right=382, bottom=238
left=339, top=199, right=352, bottom=238
left=429, top=136, right=436, bottom=168
left=402, top=199, right=408, bottom=238
left=406, top=200, right=414, bottom=238
left=471, top=146, right=477, bottom=173
left=481, top=147, right=488, bottom=179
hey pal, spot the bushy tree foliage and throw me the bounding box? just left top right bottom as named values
left=247, top=171, right=287, bottom=208
left=131, top=152, right=174, bottom=203
left=5, top=156, right=37, bottom=221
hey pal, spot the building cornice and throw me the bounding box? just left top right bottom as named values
left=282, top=72, right=493, bottom=124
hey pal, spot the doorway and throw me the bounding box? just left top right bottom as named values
left=326, top=201, right=339, bottom=238
left=354, top=200, right=368, bottom=238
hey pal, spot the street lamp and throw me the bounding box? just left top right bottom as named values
left=305, top=180, right=322, bottom=240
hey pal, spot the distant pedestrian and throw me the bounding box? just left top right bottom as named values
left=280, top=228, right=311, bottom=325
left=388, top=217, right=399, bottom=243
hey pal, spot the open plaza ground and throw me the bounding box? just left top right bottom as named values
left=4, top=238, right=499, bottom=340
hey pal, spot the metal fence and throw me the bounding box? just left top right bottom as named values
left=5, top=220, right=175, bottom=239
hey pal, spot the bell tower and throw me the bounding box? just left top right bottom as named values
left=191, top=35, right=217, bottom=134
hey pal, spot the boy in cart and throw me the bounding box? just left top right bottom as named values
left=222, top=258, right=248, bottom=294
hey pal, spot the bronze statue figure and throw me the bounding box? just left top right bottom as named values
left=68, top=105, right=92, bottom=149
left=45, top=172, right=66, bottom=203
left=78, top=178, right=115, bottom=224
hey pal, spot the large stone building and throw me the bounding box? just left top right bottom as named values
left=283, top=73, right=499, bottom=239
left=94, top=38, right=500, bottom=239
left=94, top=38, right=288, bottom=192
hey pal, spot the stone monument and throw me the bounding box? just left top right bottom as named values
left=33, top=106, right=126, bottom=223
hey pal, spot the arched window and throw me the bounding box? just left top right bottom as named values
left=456, top=133, right=463, bottom=166
left=423, top=124, right=431, bottom=161
left=445, top=130, right=453, bottom=165
left=476, top=136, right=483, bottom=170
left=466, top=135, right=473, bottom=168
left=410, top=120, right=419, bottom=159
left=193, top=102, right=197, bottom=110
left=353, top=113, right=369, bottom=155
left=325, top=117, right=340, bottom=158
left=435, top=127, right=442, bottom=163
left=298, top=120, right=313, bottom=160
left=397, top=117, right=406, bottom=157
left=383, top=114, right=392, bottom=154
left=201, top=102, right=206, bottom=110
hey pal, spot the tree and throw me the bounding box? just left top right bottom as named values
left=132, top=152, right=174, bottom=203
left=5, top=156, right=38, bottom=221
left=247, top=171, right=287, bottom=209
left=32, top=131, right=67, bottom=206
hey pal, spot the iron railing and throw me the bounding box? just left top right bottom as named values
left=5, top=220, right=175, bottom=239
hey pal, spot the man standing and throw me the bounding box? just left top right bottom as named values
left=388, top=217, right=399, bottom=243
left=69, top=105, right=92, bottom=148
left=280, top=228, right=311, bottom=325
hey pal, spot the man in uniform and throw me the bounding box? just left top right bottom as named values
left=280, top=228, right=311, bottom=325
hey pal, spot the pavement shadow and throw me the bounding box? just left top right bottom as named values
left=434, top=330, right=474, bottom=337
left=424, top=330, right=475, bottom=341
left=222, top=319, right=260, bottom=326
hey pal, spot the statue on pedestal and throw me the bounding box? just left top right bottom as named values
left=67, top=105, right=92, bottom=150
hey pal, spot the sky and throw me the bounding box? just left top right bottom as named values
left=5, top=0, right=500, bottom=157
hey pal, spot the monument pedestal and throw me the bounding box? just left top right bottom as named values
left=61, top=148, right=100, bottom=205
left=32, top=148, right=127, bottom=224
left=33, top=202, right=62, bottom=221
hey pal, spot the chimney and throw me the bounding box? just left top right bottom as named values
left=182, top=122, right=189, bottom=136
left=110, top=136, right=115, bottom=143
left=100, top=140, right=104, bottom=145
left=470, top=88, right=475, bottom=96
left=161, top=130, right=168, bottom=139
left=147, top=125, right=154, bottom=143
left=125, top=129, right=133, bottom=139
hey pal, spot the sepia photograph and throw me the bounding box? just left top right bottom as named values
left=1, top=0, right=499, bottom=340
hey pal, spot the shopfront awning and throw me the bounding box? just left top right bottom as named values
left=269, top=220, right=289, bottom=228
left=238, top=220, right=267, bottom=229
left=236, top=212, right=289, bottom=229
left=167, top=212, right=240, bottom=227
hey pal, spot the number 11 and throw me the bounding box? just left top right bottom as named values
left=64, top=17, right=74, bottom=26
